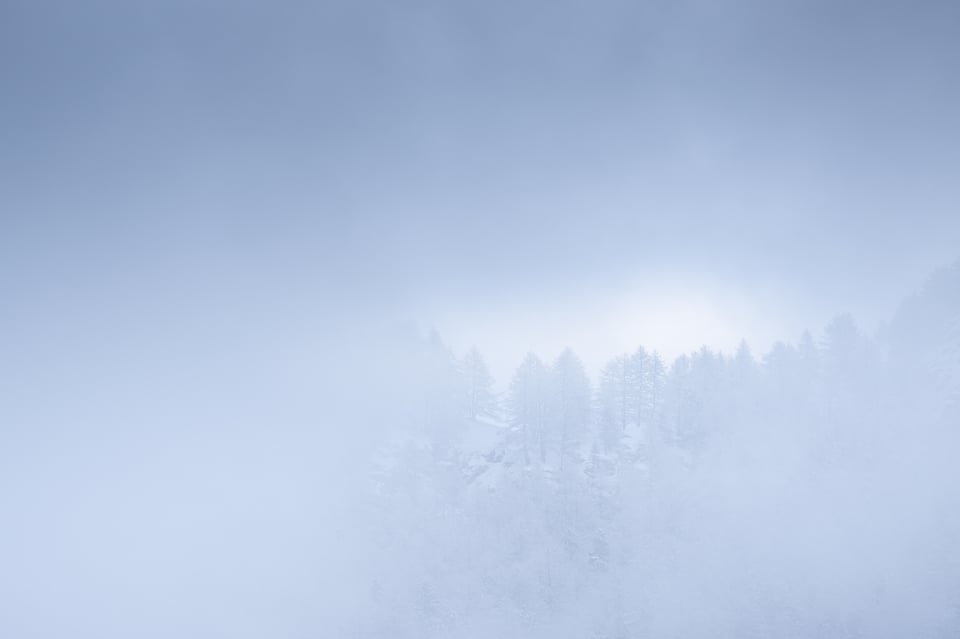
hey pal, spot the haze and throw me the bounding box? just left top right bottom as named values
left=2, top=1, right=960, bottom=637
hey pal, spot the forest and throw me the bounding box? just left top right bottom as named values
left=359, top=262, right=960, bottom=638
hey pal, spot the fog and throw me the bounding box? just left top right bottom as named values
left=2, top=1, right=960, bottom=637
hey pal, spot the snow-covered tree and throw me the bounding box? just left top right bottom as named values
left=548, top=348, right=592, bottom=472
left=597, top=354, right=635, bottom=453
left=508, top=353, right=549, bottom=465
left=462, top=346, right=498, bottom=421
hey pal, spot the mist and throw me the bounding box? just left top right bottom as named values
left=2, top=1, right=960, bottom=637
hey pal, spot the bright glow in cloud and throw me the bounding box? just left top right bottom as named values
left=432, top=272, right=815, bottom=384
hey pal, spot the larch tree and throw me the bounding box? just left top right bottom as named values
left=597, top=354, right=635, bottom=454
left=549, top=348, right=592, bottom=471
left=508, top=353, right=549, bottom=465
left=462, top=346, right=498, bottom=421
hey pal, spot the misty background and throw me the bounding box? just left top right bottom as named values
left=2, top=1, right=960, bottom=637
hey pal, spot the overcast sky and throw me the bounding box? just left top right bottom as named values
left=5, top=3, right=960, bottom=636
left=3, top=0, right=960, bottom=382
